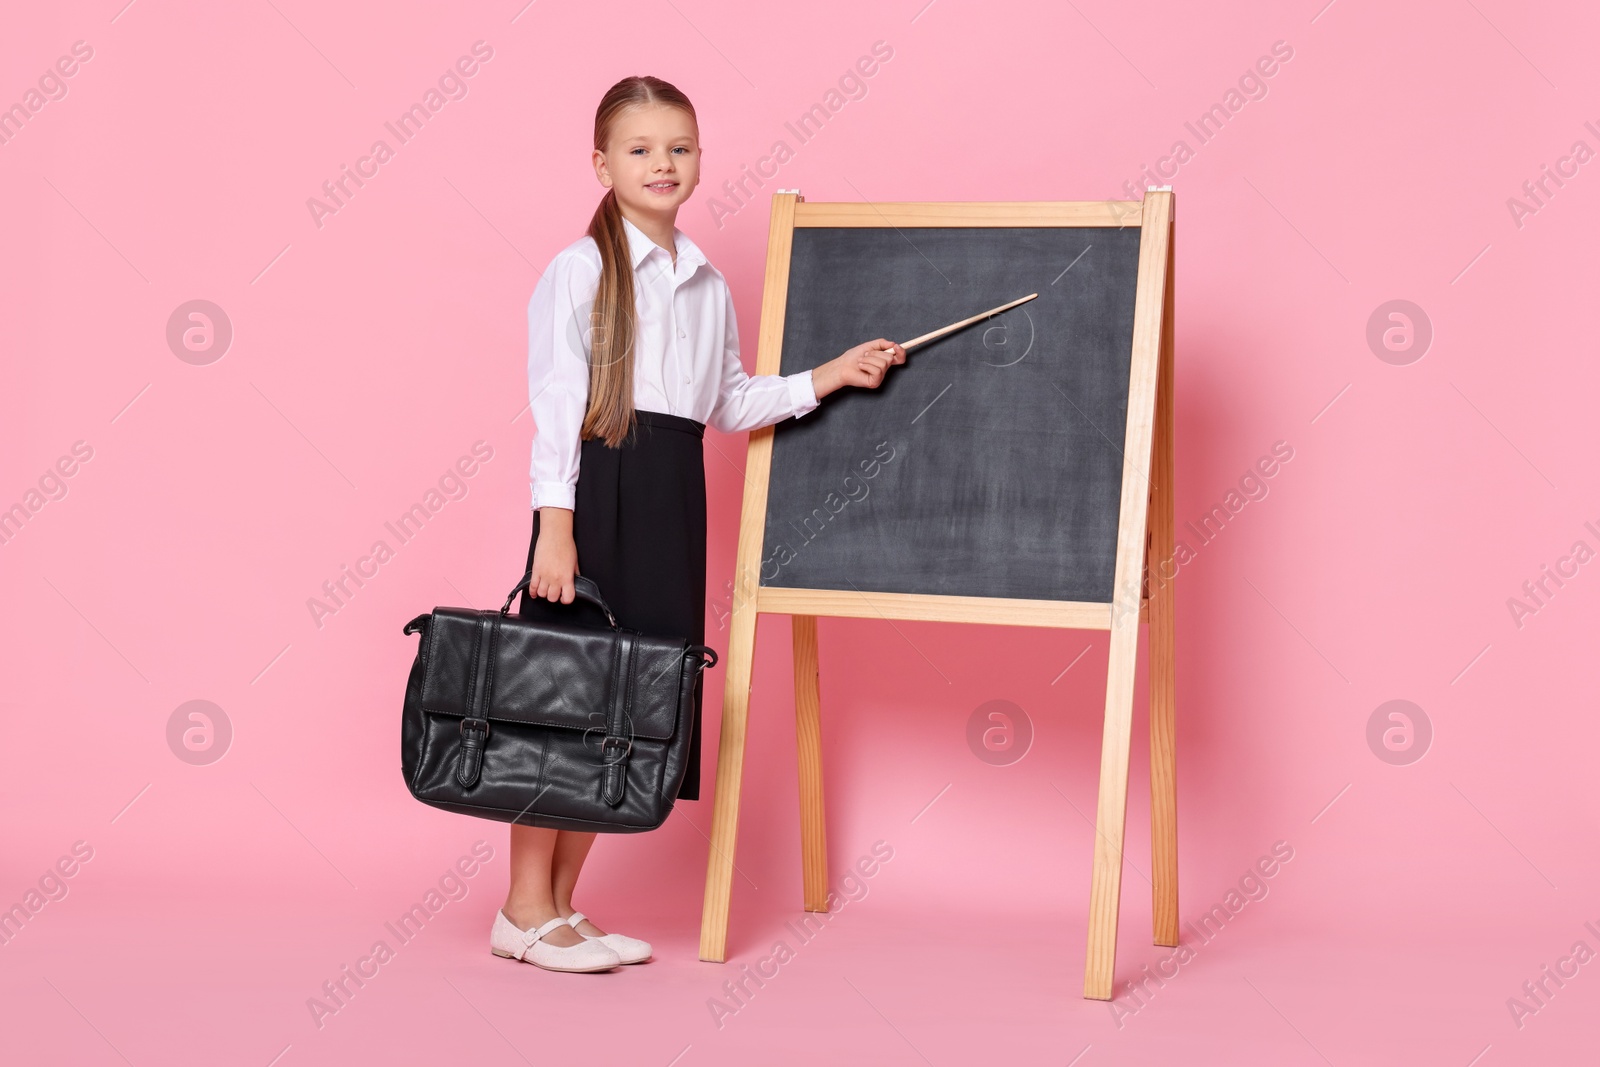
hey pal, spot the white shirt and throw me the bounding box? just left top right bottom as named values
left=527, top=216, right=821, bottom=510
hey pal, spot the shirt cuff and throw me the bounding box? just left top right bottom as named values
left=531, top=481, right=577, bottom=511
left=787, top=369, right=821, bottom=419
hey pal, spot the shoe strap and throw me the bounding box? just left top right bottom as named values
left=526, top=916, right=570, bottom=945
left=565, top=911, right=588, bottom=929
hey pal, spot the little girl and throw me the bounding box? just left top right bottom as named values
left=489, top=75, right=904, bottom=973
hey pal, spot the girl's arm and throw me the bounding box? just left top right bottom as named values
left=707, top=286, right=904, bottom=434
left=811, top=339, right=905, bottom=397
left=530, top=506, right=577, bottom=603
left=526, top=252, right=598, bottom=604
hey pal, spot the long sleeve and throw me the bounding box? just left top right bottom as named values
left=528, top=251, right=600, bottom=510
left=708, top=284, right=821, bottom=435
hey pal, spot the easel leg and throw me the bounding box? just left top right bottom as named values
left=792, top=615, right=829, bottom=911
left=1085, top=191, right=1174, bottom=1000
left=1083, top=616, right=1140, bottom=1000
left=1148, top=586, right=1177, bottom=947
left=1148, top=234, right=1179, bottom=949
left=699, top=592, right=760, bottom=962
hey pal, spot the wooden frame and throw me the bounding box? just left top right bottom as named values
left=698, top=191, right=1177, bottom=1002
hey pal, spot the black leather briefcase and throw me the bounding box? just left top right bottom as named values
left=400, top=574, right=718, bottom=833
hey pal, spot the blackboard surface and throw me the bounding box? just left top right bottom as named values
left=760, top=225, right=1142, bottom=604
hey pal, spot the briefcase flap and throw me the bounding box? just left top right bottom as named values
left=418, top=609, right=689, bottom=741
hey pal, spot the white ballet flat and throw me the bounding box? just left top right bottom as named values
left=490, top=910, right=622, bottom=973
left=566, top=910, right=652, bottom=964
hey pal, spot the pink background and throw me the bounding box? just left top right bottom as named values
left=3, top=0, right=1597, bottom=1063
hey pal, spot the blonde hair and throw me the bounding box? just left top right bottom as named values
left=581, top=76, right=698, bottom=447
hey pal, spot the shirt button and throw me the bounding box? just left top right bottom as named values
left=678, top=330, right=687, bottom=338
left=683, top=373, right=691, bottom=383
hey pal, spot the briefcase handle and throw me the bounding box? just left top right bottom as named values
left=500, top=571, right=618, bottom=629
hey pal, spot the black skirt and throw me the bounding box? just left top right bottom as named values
left=518, top=408, right=708, bottom=801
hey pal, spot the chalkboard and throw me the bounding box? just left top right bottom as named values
left=759, top=225, right=1143, bottom=604
left=702, top=196, right=1178, bottom=996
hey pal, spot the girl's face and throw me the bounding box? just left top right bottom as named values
left=594, top=103, right=701, bottom=221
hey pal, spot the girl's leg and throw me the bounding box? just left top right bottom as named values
left=551, top=830, right=608, bottom=935
left=504, top=824, right=586, bottom=946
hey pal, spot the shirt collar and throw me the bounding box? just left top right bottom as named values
left=621, top=214, right=706, bottom=272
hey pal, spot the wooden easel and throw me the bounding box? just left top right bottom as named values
left=698, top=191, right=1177, bottom=1001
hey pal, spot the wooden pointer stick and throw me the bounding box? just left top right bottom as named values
left=899, top=293, right=1038, bottom=352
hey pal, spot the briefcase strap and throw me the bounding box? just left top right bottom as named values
left=501, top=572, right=618, bottom=629
left=600, top=629, right=637, bottom=807
left=455, top=613, right=498, bottom=789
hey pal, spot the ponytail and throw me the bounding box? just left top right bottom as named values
left=581, top=188, right=638, bottom=447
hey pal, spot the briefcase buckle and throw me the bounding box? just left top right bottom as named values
left=455, top=717, right=491, bottom=789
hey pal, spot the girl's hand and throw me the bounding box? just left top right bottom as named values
left=812, top=339, right=906, bottom=399
left=531, top=507, right=580, bottom=604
